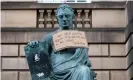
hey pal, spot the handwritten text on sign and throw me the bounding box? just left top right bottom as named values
left=53, top=30, right=88, bottom=51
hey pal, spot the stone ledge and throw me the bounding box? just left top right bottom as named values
left=1, top=0, right=37, bottom=2
left=20, top=44, right=128, bottom=57
left=127, top=49, right=133, bottom=68
left=20, top=44, right=109, bottom=57
left=1, top=28, right=125, bottom=43
left=1, top=32, right=46, bottom=43
left=126, top=34, right=133, bottom=54
left=125, top=23, right=133, bottom=42
left=1, top=2, right=125, bottom=10
left=127, top=64, right=133, bottom=80
left=1, top=27, right=125, bottom=32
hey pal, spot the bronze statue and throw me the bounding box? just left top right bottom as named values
left=24, top=4, right=96, bottom=80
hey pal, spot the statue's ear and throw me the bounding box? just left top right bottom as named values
left=56, top=17, right=58, bottom=21
left=73, top=14, right=75, bottom=19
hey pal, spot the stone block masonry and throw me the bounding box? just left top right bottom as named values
left=1, top=1, right=130, bottom=80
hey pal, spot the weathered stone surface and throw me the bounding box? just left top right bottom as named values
left=126, top=1, right=133, bottom=24
left=19, top=71, right=109, bottom=80
left=92, top=0, right=126, bottom=1
left=95, top=71, right=109, bottom=80
left=127, top=49, right=133, bottom=67
left=86, top=32, right=102, bottom=43
left=1, top=45, right=18, bottom=56
left=101, top=32, right=125, bottom=43
left=20, top=45, right=27, bottom=56
left=110, top=44, right=126, bottom=56
left=2, top=58, right=29, bottom=69
left=19, top=71, right=31, bottom=80
left=1, top=10, right=36, bottom=27
left=127, top=64, right=133, bottom=80
left=126, top=34, right=133, bottom=54
left=2, top=0, right=125, bottom=2
left=1, top=32, right=46, bottom=43
left=2, top=58, right=126, bottom=70
left=90, top=58, right=126, bottom=69
left=2, top=32, right=16, bottom=43
left=88, top=44, right=108, bottom=56
left=1, top=2, right=125, bottom=10
left=1, top=0, right=37, bottom=1
left=1, top=11, right=6, bottom=27
left=2, top=31, right=125, bottom=43
left=111, top=71, right=127, bottom=80
left=1, top=71, right=18, bottom=80
left=125, top=23, right=133, bottom=40
left=92, top=10, right=126, bottom=28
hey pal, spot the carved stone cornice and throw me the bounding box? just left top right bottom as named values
left=1, top=2, right=126, bottom=10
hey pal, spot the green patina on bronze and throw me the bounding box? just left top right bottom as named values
left=24, top=4, right=96, bottom=80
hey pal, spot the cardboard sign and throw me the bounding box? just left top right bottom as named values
left=53, top=30, right=88, bottom=51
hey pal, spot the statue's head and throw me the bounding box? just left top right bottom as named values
left=56, top=4, right=75, bottom=30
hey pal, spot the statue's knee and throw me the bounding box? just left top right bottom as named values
left=77, top=65, right=90, bottom=73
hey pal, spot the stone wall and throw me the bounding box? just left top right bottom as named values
left=1, top=1, right=130, bottom=80
left=126, top=1, right=133, bottom=80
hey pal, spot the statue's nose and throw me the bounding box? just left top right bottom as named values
left=63, top=16, right=67, bottom=21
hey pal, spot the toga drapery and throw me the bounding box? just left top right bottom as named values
left=24, top=30, right=96, bottom=80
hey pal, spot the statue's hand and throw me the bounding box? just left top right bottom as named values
left=27, top=41, right=40, bottom=48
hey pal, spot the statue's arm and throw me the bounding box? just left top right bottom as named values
left=40, top=33, right=53, bottom=54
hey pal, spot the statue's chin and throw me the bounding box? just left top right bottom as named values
left=62, top=26, right=69, bottom=30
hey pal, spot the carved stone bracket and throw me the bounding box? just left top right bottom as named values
left=77, top=10, right=82, bottom=28
left=54, top=10, right=59, bottom=28
left=46, top=10, right=52, bottom=28
left=38, top=10, right=45, bottom=28
left=84, top=10, right=90, bottom=28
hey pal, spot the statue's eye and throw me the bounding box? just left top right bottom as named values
left=65, top=15, right=70, bottom=18
left=65, top=15, right=68, bottom=18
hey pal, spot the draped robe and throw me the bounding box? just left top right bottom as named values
left=24, top=30, right=96, bottom=80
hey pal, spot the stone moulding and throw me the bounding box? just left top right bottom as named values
left=1, top=2, right=125, bottom=10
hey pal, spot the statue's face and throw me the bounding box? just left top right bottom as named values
left=57, top=8, right=74, bottom=30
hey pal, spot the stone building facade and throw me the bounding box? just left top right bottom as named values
left=1, top=0, right=133, bottom=80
